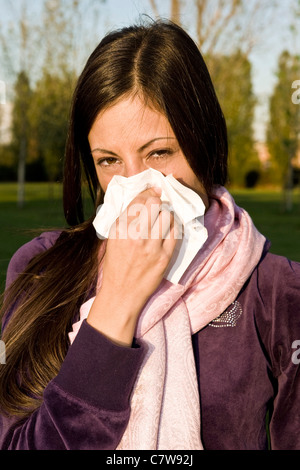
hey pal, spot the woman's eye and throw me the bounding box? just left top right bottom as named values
left=148, top=149, right=172, bottom=159
left=97, top=157, right=118, bottom=167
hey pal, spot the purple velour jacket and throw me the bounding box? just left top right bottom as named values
left=0, top=231, right=300, bottom=450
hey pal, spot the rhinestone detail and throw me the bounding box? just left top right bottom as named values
left=209, top=301, right=242, bottom=328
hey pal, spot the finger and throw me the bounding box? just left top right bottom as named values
left=109, top=202, right=146, bottom=239
left=140, top=198, right=163, bottom=239
left=162, top=227, right=179, bottom=260
left=142, top=186, right=162, bottom=197
left=148, top=205, right=173, bottom=241
left=113, top=187, right=163, bottom=240
left=128, top=187, right=162, bottom=210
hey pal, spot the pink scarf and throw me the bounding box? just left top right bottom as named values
left=68, top=186, right=266, bottom=450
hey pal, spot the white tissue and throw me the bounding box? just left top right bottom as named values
left=93, top=168, right=208, bottom=284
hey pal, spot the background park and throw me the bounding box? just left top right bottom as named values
left=0, top=0, right=300, bottom=292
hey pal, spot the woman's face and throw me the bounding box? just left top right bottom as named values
left=88, top=95, right=208, bottom=207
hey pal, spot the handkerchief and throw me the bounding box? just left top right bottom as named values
left=93, top=168, right=208, bottom=283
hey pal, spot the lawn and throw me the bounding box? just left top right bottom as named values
left=0, top=182, right=300, bottom=292
left=0, top=182, right=65, bottom=291
left=232, top=187, right=300, bottom=263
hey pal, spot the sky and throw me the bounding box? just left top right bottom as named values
left=0, top=0, right=299, bottom=142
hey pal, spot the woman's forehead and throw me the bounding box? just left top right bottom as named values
left=89, top=95, right=174, bottom=144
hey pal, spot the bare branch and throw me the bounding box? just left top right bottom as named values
left=171, top=0, right=181, bottom=24
left=206, top=0, right=241, bottom=53
left=195, top=0, right=242, bottom=53
left=148, top=0, right=160, bottom=18
left=195, top=0, right=206, bottom=44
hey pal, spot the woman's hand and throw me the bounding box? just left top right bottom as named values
left=87, top=187, right=178, bottom=346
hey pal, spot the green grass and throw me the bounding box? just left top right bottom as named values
left=1, top=183, right=300, bottom=292
left=232, top=188, right=300, bottom=263
left=0, top=182, right=65, bottom=292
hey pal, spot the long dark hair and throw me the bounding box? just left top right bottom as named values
left=0, top=19, right=228, bottom=416
left=64, top=20, right=227, bottom=226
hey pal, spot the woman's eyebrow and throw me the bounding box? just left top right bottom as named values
left=91, top=148, right=118, bottom=156
left=91, top=137, right=176, bottom=155
left=137, top=137, right=176, bottom=152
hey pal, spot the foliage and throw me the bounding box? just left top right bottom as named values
left=0, top=0, right=298, bottom=193
left=206, top=50, right=260, bottom=186
left=267, top=51, right=300, bottom=187
left=0, top=0, right=104, bottom=189
left=30, top=70, right=76, bottom=181
left=0, top=68, right=76, bottom=183
left=10, top=71, right=33, bottom=164
left=149, top=0, right=270, bottom=187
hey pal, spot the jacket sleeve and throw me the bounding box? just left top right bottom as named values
left=4, top=231, right=61, bottom=289
left=0, top=320, right=146, bottom=450
left=259, top=255, right=300, bottom=450
left=0, top=233, right=146, bottom=449
left=2, top=231, right=61, bottom=331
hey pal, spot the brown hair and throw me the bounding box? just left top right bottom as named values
left=64, top=20, right=227, bottom=226
left=0, top=19, right=228, bottom=416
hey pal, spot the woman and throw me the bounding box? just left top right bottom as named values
left=0, top=20, right=299, bottom=450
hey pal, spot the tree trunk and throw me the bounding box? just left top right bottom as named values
left=17, top=135, right=26, bottom=208
left=282, top=153, right=294, bottom=212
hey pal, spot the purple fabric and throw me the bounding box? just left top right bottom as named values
left=1, top=231, right=300, bottom=450
left=193, top=250, right=300, bottom=450
left=4, top=231, right=60, bottom=289
left=0, top=321, right=146, bottom=450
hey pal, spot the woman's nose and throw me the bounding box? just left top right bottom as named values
left=124, top=159, right=148, bottom=178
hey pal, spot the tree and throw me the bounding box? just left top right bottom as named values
left=148, top=0, right=277, bottom=56
left=0, top=81, right=6, bottom=147
left=208, top=51, right=259, bottom=186
left=31, top=70, right=76, bottom=184
left=0, top=0, right=106, bottom=204
left=267, top=51, right=300, bottom=210
left=28, top=0, right=101, bottom=187
left=149, top=0, right=262, bottom=186
left=11, top=71, right=32, bottom=207
left=0, top=0, right=42, bottom=206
